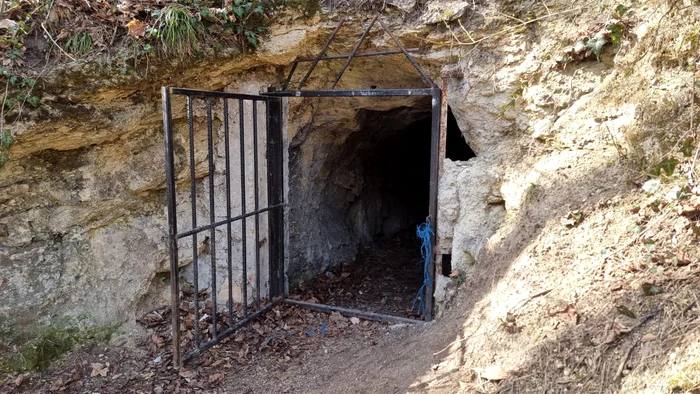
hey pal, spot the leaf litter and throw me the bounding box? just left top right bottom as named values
left=1, top=231, right=427, bottom=393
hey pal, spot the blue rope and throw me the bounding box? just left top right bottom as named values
left=412, top=220, right=433, bottom=315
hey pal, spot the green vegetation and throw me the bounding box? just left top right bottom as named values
left=0, top=130, right=13, bottom=167
left=229, top=0, right=267, bottom=50
left=65, top=32, right=94, bottom=56
left=0, top=324, right=116, bottom=373
left=284, top=0, right=322, bottom=16
left=0, top=67, right=40, bottom=168
left=152, top=5, right=200, bottom=56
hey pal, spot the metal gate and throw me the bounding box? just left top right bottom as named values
left=162, top=87, right=285, bottom=367
left=162, top=16, right=441, bottom=369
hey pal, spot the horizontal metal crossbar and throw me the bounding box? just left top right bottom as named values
left=294, top=48, right=420, bottom=62
left=263, top=88, right=438, bottom=98
left=283, top=299, right=423, bottom=325
left=182, top=298, right=283, bottom=362
left=176, top=203, right=286, bottom=239
left=170, top=87, right=273, bottom=101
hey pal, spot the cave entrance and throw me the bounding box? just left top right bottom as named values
left=161, top=16, right=444, bottom=367
left=262, top=16, right=444, bottom=325
left=288, top=107, right=435, bottom=318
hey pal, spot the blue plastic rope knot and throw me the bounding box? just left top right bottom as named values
left=411, top=220, right=433, bottom=315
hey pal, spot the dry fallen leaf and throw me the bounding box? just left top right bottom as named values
left=449, top=269, right=461, bottom=279
left=49, top=377, right=64, bottom=392
left=604, top=322, right=631, bottom=344
left=209, top=372, right=225, bottom=383
left=0, top=19, right=18, bottom=30
left=179, top=368, right=197, bottom=380
left=126, top=19, right=147, bottom=37
left=475, top=365, right=509, bottom=381
left=151, top=333, right=166, bottom=348
left=350, top=317, right=360, bottom=325
left=553, top=304, right=579, bottom=325
left=90, top=362, right=109, bottom=377
left=14, top=374, right=25, bottom=387
left=561, top=210, right=584, bottom=227
left=641, top=333, right=657, bottom=342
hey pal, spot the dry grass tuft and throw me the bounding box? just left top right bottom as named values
left=669, top=360, right=700, bottom=393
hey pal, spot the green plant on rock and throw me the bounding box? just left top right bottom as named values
left=277, top=0, right=321, bottom=17
left=151, top=4, right=201, bottom=56
left=64, top=32, right=93, bottom=56
left=228, top=0, right=266, bottom=50
left=0, top=130, right=13, bottom=167
left=0, top=68, right=40, bottom=116
left=556, top=18, right=628, bottom=65
left=0, top=67, right=40, bottom=169
left=0, top=324, right=116, bottom=373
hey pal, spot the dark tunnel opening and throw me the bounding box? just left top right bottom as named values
left=288, top=103, right=477, bottom=317
left=446, top=107, right=476, bottom=161
left=363, top=114, right=433, bottom=238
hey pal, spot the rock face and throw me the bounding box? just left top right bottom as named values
left=1, top=0, right=696, bottom=343
left=438, top=155, right=505, bottom=271
left=0, top=15, right=446, bottom=337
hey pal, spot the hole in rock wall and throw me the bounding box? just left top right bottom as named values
left=446, top=107, right=476, bottom=161
left=289, top=101, right=475, bottom=316
left=441, top=254, right=453, bottom=277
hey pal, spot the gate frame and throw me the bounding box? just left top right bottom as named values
left=261, top=15, right=441, bottom=323
left=163, top=88, right=286, bottom=368
left=162, top=16, right=441, bottom=368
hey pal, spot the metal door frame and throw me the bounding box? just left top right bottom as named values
left=261, top=15, right=441, bottom=323
left=162, top=87, right=285, bottom=367
left=162, top=15, right=440, bottom=368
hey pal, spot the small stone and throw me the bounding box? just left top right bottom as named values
left=641, top=334, right=657, bottom=342
left=387, top=0, right=416, bottom=12
left=350, top=317, right=360, bottom=325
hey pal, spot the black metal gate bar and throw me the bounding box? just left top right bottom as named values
left=266, top=88, right=285, bottom=298
left=330, top=15, right=378, bottom=89
left=163, top=87, right=285, bottom=368
left=252, top=100, right=261, bottom=309
left=238, top=99, right=248, bottom=317
left=161, top=87, right=181, bottom=368
left=263, top=88, right=435, bottom=97
left=205, top=98, right=219, bottom=338
left=223, top=99, right=234, bottom=326
left=426, top=89, right=441, bottom=322
left=284, top=299, right=424, bottom=325
left=186, top=95, right=201, bottom=348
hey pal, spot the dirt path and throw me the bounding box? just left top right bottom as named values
left=3, top=161, right=700, bottom=394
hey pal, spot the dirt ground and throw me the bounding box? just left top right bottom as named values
left=3, top=171, right=700, bottom=394
left=0, top=231, right=439, bottom=394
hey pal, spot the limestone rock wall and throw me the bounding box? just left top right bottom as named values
left=2, top=0, right=696, bottom=340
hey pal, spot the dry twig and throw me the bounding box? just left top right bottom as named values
left=41, top=23, right=76, bottom=62
left=613, top=339, right=639, bottom=382
left=428, top=7, right=583, bottom=48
